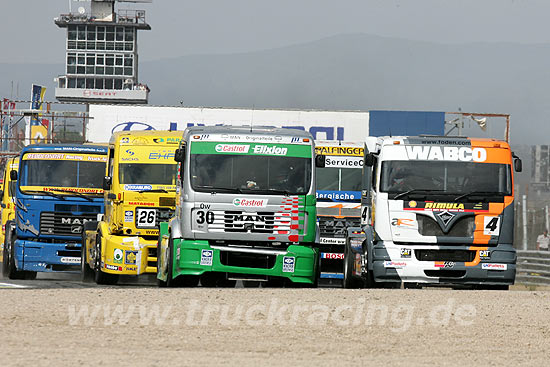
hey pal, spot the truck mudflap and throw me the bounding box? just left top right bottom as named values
left=371, top=241, right=516, bottom=285
left=172, top=239, right=318, bottom=284
left=14, top=239, right=82, bottom=272
left=100, top=233, right=158, bottom=276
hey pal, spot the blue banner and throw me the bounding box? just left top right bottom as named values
left=316, top=190, right=361, bottom=202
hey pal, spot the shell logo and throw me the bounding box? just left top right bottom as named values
left=409, top=200, right=417, bottom=208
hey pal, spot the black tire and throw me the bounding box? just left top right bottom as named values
left=166, top=236, right=198, bottom=288
left=6, top=223, right=25, bottom=280
left=80, top=231, right=94, bottom=283
left=94, top=233, right=119, bottom=285
left=2, top=230, right=10, bottom=278
left=156, top=235, right=167, bottom=287
left=343, top=242, right=362, bottom=289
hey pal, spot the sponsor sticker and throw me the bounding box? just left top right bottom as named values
left=315, top=146, right=364, bottom=156
left=282, top=256, right=295, bottom=272
left=391, top=218, right=416, bottom=227
left=482, top=263, right=507, bottom=271
left=215, top=144, right=250, bottom=153
left=404, top=201, right=489, bottom=212
left=321, top=252, right=345, bottom=260
left=435, top=261, right=455, bottom=268
left=479, top=250, right=491, bottom=259
left=105, top=264, right=122, bottom=271
left=253, top=145, right=288, bottom=156
left=124, top=184, right=153, bottom=192
left=384, top=261, right=407, bottom=269
left=113, top=248, right=124, bottom=264
left=60, top=257, right=81, bottom=264
left=400, top=248, right=411, bottom=258
left=124, top=210, right=134, bottom=223
left=319, top=237, right=346, bottom=245
left=232, top=198, right=268, bottom=207
left=200, top=250, right=213, bottom=266
left=324, top=156, right=363, bottom=168
left=405, top=146, right=487, bottom=162
left=125, top=251, right=137, bottom=265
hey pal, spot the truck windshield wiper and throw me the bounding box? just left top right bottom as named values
left=138, top=189, right=169, bottom=193
left=195, top=185, right=243, bottom=194
left=22, top=190, right=66, bottom=200
left=393, top=189, right=444, bottom=200
left=48, top=188, right=95, bottom=201
left=453, top=191, right=504, bottom=202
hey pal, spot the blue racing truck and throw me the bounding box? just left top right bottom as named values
left=2, top=144, right=107, bottom=279
left=315, top=141, right=363, bottom=285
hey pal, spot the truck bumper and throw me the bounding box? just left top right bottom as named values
left=14, top=239, right=82, bottom=273
left=371, top=242, right=516, bottom=286
left=173, top=239, right=318, bottom=284
left=101, top=233, right=158, bottom=276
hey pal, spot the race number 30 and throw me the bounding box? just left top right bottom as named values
left=483, top=216, right=500, bottom=236
left=136, top=208, right=156, bottom=227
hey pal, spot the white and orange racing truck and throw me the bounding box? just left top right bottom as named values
left=345, top=136, right=522, bottom=289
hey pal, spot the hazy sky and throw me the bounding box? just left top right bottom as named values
left=1, top=0, right=550, bottom=64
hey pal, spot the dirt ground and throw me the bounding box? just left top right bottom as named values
left=1, top=286, right=549, bottom=366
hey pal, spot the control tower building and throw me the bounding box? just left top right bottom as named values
left=54, top=0, right=151, bottom=104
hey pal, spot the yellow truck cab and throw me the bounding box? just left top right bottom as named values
left=0, top=157, right=18, bottom=265
left=82, top=130, right=181, bottom=284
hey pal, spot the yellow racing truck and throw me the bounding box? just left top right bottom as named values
left=0, top=157, right=18, bottom=268
left=82, top=130, right=181, bottom=284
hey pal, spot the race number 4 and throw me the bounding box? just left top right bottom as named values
left=136, top=208, right=156, bottom=227
left=483, top=216, right=500, bottom=236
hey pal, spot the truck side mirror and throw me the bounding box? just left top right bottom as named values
left=365, top=153, right=375, bottom=167
left=514, top=157, right=522, bottom=172
left=315, top=154, right=325, bottom=168
left=9, top=170, right=17, bottom=181
left=103, top=176, right=112, bottom=190
left=512, top=152, right=522, bottom=173
left=174, top=146, right=186, bottom=162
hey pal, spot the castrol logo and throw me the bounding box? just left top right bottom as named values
left=215, top=144, right=250, bottom=153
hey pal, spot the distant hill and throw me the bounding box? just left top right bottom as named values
left=2, top=33, right=549, bottom=144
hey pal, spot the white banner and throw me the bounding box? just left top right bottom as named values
left=87, top=105, right=370, bottom=143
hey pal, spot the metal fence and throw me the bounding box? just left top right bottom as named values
left=516, top=250, right=550, bottom=286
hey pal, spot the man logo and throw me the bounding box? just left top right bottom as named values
left=111, top=122, right=156, bottom=134
left=71, top=226, right=82, bottom=234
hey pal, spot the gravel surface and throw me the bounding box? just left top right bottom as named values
left=1, top=286, right=549, bottom=366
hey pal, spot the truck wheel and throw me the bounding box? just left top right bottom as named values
left=6, top=225, right=26, bottom=280
left=2, top=232, right=10, bottom=278
left=343, top=243, right=362, bottom=289
left=80, top=232, right=94, bottom=283
left=94, top=233, right=119, bottom=285
left=156, top=237, right=167, bottom=288
left=166, top=236, right=198, bottom=288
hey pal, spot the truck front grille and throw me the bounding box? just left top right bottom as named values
left=208, top=210, right=291, bottom=234
left=415, top=249, right=476, bottom=262
left=417, top=215, right=474, bottom=237
left=318, top=217, right=360, bottom=238
left=40, top=212, right=99, bottom=236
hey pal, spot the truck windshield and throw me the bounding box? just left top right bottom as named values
left=21, top=159, right=105, bottom=190
left=119, top=163, right=178, bottom=186
left=316, top=167, right=362, bottom=192
left=380, top=160, right=512, bottom=196
left=190, top=154, right=311, bottom=195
